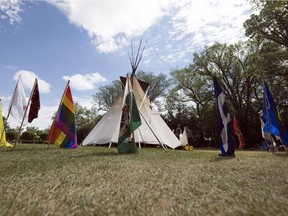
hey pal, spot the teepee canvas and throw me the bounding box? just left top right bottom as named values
left=83, top=40, right=181, bottom=149
left=82, top=76, right=181, bottom=149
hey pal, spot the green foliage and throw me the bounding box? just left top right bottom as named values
left=5, top=130, right=17, bottom=141
left=73, top=102, right=102, bottom=144
left=21, top=131, right=37, bottom=141
left=2, top=117, right=10, bottom=130
left=169, top=41, right=264, bottom=147
left=92, top=80, right=122, bottom=112
left=77, top=115, right=102, bottom=144
left=244, top=1, right=288, bottom=48
left=136, top=71, right=170, bottom=103
left=39, top=132, right=48, bottom=142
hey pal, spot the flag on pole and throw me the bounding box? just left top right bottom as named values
left=47, top=83, right=77, bottom=148
left=28, top=79, right=40, bottom=123
left=0, top=99, right=12, bottom=147
left=213, top=77, right=235, bottom=156
left=180, top=127, right=188, bottom=146
left=8, top=76, right=28, bottom=124
left=260, top=116, right=272, bottom=140
left=118, top=78, right=142, bottom=145
left=262, top=81, right=288, bottom=146
left=233, top=116, right=246, bottom=149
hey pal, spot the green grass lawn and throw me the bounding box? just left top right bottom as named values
left=0, top=144, right=288, bottom=216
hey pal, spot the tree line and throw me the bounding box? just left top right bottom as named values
left=4, top=1, right=287, bottom=148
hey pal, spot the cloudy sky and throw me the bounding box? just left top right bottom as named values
left=0, top=0, right=253, bottom=129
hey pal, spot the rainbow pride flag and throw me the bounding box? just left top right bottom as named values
left=47, top=83, right=77, bottom=148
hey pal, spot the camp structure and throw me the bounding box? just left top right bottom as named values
left=82, top=41, right=181, bottom=149
left=83, top=75, right=181, bottom=149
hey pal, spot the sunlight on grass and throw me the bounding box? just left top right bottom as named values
left=0, top=144, right=288, bottom=215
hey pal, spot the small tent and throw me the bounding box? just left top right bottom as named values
left=82, top=76, right=181, bottom=149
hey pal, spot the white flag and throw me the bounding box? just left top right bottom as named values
left=9, top=76, right=28, bottom=124
left=180, top=127, right=188, bottom=146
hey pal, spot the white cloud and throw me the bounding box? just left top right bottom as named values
left=62, top=73, right=107, bottom=91
left=73, top=96, right=94, bottom=109
left=141, top=0, right=252, bottom=68
left=0, top=0, right=22, bottom=24
left=14, top=70, right=52, bottom=94
left=48, top=0, right=176, bottom=53
left=170, top=0, right=251, bottom=44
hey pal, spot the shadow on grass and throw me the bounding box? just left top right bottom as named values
left=72, top=152, right=120, bottom=158
left=274, top=152, right=288, bottom=157
left=209, top=154, right=238, bottom=162
left=0, top=146, right=59, bottom=152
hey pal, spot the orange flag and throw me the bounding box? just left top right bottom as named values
left=233, top=116, right=246, bottom=149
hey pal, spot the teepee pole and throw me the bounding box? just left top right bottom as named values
left=129, top=39, right=147, bottom=76
left=138, top=110, right=167, bottom=150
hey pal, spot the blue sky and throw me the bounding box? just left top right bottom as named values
left=0, top=0, right=252, bottom=129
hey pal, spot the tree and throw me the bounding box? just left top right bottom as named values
left=136, top=71, right=170, bottom=103
left=92, top=80, right=122, bottom=112
left=2, top=116, right=10, bottom=130
left=169, top=66, right=215, bottom=146
left=244, top=1, right=288, bottom=48
left=92, top=71, right=170, bottom=111
left=170, top=42, right=265, bottom=147
left=244, top=0, right=288, bottom=125
left=74, top=102, right=101, bottom=144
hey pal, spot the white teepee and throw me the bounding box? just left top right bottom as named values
left=83, top=40, right=181, bottom=149
left=82, top=76, right=181, bottom=149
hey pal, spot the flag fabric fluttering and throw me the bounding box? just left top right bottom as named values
left=213, top=77, right=236, bottom=156
left=47, top=83, right=77, bottom=148
left=118, top=79, right=142, bottom=145
left=28, top=79, right=40, bottom=123
left=0, top=99, right=12, bottom=147
left=8, top=76, right=28, bottom=124
left=180, top=127, right=188, bottom=146
left=260, top=116, right=272, bottom=141
left=233, top=116, right=246, bottom=149
left=263, top=82, right=288, bottom=147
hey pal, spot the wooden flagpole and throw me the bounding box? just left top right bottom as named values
left=47, top=80, right=70, bottom=149
left=14, top=78, right=37, bottom=148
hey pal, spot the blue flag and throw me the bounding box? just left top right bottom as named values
left=213, top=77, right=235, bottom=156
left=263, top=82, right=288, bottom=147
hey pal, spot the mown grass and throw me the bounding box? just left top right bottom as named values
left=0, top=144, right=288, bottom=216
